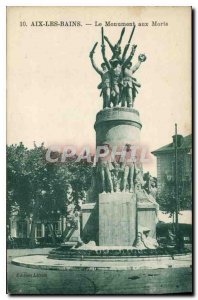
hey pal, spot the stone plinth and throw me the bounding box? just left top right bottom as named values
left=137, top=192, right=159, bottom=238
left=137, top=202, right=158, bottom=238
left=81, top=203, right=99, bottom=244
left=94, top=107, right=142, bottom=147
left=99, top=192, right=136, bottom=246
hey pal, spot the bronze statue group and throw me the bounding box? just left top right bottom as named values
left=90, top=26, right=147, bottom=109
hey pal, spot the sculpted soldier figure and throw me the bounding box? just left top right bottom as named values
left=119, top=144, right=136, bottom=192
left=121, top=160, right=135, bottom=193
left=134, top=165, right=145, bottom=193
left=104, top=26, right=136, bottom=64
left=89, top=26, right=147, bottom=109
left=111, top=161, right=123, bottom=192
left=143, top=173, right=157, bottom=198
left=104, top=27, right=125, bottom=63
left=101, top=27, right=140, bottom=107
left=101, top=54, right=122, bottom=107
left=122, top=53, right=147, bottom=108
left=96, top=144, right=114, bottom=193
left=89, top=42, right=111, bottom=109
left=101, top=28, right=123, bottom=107
left=150, top=179, right=157, bottom=198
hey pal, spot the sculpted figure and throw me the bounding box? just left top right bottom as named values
left=101, top=27, right=139, bottom=107
left=111, top=161, right=123, bottom=192
left=150, top=179, right=158, bottom=198
left=122, top=53, right=146, bottom=108
left=89, top=42, right=111, bottom=109
left=104, top=27, right=125, bottom=63
left=101, top=49, right=136, bottom=107
left=101, top=27, right=124, bottom=107
left=104, top=26, right=136, bottom=64
left=134, top=165, right=145, bottom=194
left=96, top=144, right=114, bottom=193
left=121, top=161, right=135, bottom=192
left=120, top=144, right=136, bottom=192
left=135, top=226, right=159, bottom=249
left=89, top=26, right=147, bottom=109
left=109, top=59, right=123, bottom=107
left=143, top=172, right=158, bottom=198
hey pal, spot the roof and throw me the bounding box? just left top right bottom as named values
left=152, top=134, right=192, bottom=155
left=158, top=210, right=192, bottom=225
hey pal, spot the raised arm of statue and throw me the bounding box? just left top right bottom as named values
left=132, top=54, right=147, bottom=74
left=117, top=27, right=125, bottom=46
left=104, top=36, right=114, bottom=53
left=104, top=28, right=125, bottom=55
left=101, top=27, right=111, bottom=70
left=90, top=55, right=103, bottom=76
left=122, top=44, right=137, bottom=69
left=101, top=44, right=111, bottom=71
left=122, top=26, right=135, bottom=62
left=89, top=42, right=103, bottom=76
left=122, top=43, right=130, bottom=63
left=131, top=61, right=141, bottom=74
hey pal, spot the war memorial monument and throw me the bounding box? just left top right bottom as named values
left=12, top=26, right=191, bottom=276
left=49, top=26, right=159, bottom=253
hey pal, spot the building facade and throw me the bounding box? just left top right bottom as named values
left=9, top=210, right=65, bottom=240
left=152, top=134, right=192, bottom=195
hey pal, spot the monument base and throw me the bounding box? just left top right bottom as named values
left=137, top=193, right=159, bottom=238
left=99, top=192, right=136, bottom=246
left=81, top=196, right=158, bottom=245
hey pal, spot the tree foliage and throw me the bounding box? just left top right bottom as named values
left=157, top=175, right=192, bottom=215
left=7, top=143, right=92, bottom=225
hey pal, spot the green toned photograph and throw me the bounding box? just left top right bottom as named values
left=7, top=6, right=192, bottom=295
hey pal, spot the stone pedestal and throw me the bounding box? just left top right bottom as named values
left=136, top=191, right=159, bottom=238
left=94, top=107, right=142, bottom=147
left=137, top=202, right=158, bottom=238
left=81, top=197, right=158, bottom=245
left=99, top=192, right=136, bottom=246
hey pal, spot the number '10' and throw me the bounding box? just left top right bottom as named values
left=20, top=21, right=27, bottom=27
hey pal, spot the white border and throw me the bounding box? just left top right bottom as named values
left=1, top=0, right=196, bottom=298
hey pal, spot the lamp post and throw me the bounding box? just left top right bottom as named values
left=174, top=123, right=179, bottom=244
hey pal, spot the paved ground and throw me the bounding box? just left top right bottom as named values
left=7, top=248, right=193, bottom=295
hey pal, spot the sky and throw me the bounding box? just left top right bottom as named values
left=7, top=6, right=192, bottom=175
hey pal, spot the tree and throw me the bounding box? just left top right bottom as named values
left=7, top=142, right=92, bottom=246
left=7, top=143, right=31, bottom=222
left=157, top=175, right=192, bottom=216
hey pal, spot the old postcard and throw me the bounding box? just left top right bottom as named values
left=7, top=6, right=192, bottom=294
